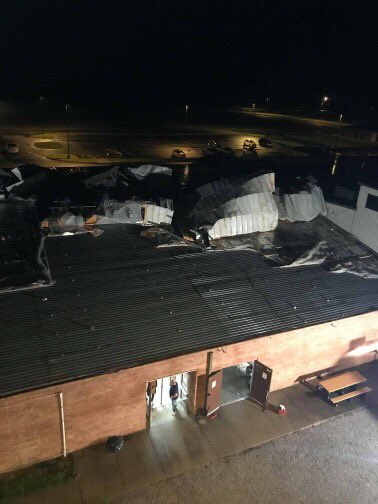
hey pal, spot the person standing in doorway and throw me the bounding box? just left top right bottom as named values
left=169, top=378, right=179, bottom=415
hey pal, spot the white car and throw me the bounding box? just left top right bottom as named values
left=3, top=143, right=20, bottom=154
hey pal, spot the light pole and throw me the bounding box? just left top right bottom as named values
left=185, top=104, right=189, bottom=123
left=39, top=96, right=46, bottom=135
left=65, top=104, right=71, bottom=159
left=321, top=96, right=329, bottom=110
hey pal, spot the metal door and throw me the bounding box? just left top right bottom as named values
left=206, top=370, right=223, bottom=416
left=250, top=361, right=272, bottom=409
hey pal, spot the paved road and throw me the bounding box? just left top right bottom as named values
left=0, top=107, right=348, bottom=169
left=0, top=128, right=302, bottom=169
left=113, top=408, right=378, bottom=504
left=1, top=108, right=372, bottom=170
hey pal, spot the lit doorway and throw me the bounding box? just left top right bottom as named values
left=220, top=362, right=253, bottom=406
left=147, top=372, right=192, bottom=426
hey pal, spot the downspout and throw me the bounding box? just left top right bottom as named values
left=59, top=392, right=67, bottom=457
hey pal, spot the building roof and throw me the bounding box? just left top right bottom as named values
left=1, top=224, right=377, bottom=397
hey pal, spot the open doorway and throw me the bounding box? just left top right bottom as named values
left=147, top=372, right=194, bottom=426
left=221, top=362, right=253, bottom=406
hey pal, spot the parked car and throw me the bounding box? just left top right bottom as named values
left=171, top=148, right=186, bottom=159
left=105, top=146, right=125, bottom=158
left=207, top=139, right=221, bottom=151
left=243, top=139, right=257, bottom=151
left=2, top=143, right=19, bottom=154
left=258, top=137, right=273, bottom=148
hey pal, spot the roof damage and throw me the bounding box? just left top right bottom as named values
left=0, top=163, right=377, bottom=396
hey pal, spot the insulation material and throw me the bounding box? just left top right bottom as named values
left=96, top=199, right=173, bottom=226
left=275, top=184, right=327, bottom=222
left=144, top=204, right=173, bottom=225
left=41, top=213, right=103, bottom=237
left=96, top=200, right=144, bottom=225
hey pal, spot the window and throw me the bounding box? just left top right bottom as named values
left=366, top=193, right=378, bottom=212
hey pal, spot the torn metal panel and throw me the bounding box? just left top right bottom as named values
left=208, top=193, right=278, bottom=239
left=190, top=173, right=276, bottom=225
left=127, top=165, right=172, bottom=180
left=275, top=184, right=327, bottom=222
left=0, top=200, right=53, bottom=293
left=213, top=215, right=378, bottom=279
left=144, top=204, right=173, bottom=225
left=190, top=173, right=278, bottom=238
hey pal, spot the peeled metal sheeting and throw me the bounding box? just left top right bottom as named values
left=144, top=204, right=173, bottom=225
left=275, top=185, right=327, bottom=222
left=208, top=193, right=278, bottom=239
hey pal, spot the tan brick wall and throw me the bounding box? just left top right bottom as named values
left=0, top=311, right=377, bottom=474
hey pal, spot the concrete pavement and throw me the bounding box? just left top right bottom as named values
left=11, top=361, right=376, bottom=504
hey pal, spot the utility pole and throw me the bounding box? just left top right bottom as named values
left=39, top=96, right=46, bottom=135
left=66, top=129, right=70, bottom=159
left=65, top=104, right=71, bottom=159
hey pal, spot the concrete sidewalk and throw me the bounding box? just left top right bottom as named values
left=13, top=361, right=377, bottom=504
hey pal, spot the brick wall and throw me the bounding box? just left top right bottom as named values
left=0, top=311, right=377, bottom=474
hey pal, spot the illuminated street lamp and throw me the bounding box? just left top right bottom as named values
left=321, top=96, right=329, bottom=110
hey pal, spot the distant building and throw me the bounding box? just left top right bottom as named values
left=326, top=183, right=378, bottom=252
left=341, top=126, right=378, bottom=143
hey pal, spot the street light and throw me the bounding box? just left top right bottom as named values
left=321, top=96, right=329, bottom=110
left=65, top=104, right=71, bottom=159
left=39, top=96, right=46, bottom=135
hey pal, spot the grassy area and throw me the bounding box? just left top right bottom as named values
left=46, top=152, right=131, bottom=164
left=25, top=133, right=55, bottom=139
left=0, top=455, right=76, bottom=503
left=34, top=141, right=64, bottom=149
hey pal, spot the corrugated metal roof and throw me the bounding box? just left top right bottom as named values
left=0, top=225, right=377, bottom=397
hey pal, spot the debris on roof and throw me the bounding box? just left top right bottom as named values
left=83, top=166, right=124, bottom=189
left=184, top=172, right=327, bottom=239
left=1, top=224, right=376, bottom=397
left=94, top=198, right=173, bottom=226
left=127, top=164, right=172, bottom=179
left=188, top=173, right=278, bottom=239
left=275, top=180, right=327, bottom=222
left=0, top=200, right=53, bottom=293
left=214, top=215, right=378, bottom=279
left=41, top=213, right=103, bottom=237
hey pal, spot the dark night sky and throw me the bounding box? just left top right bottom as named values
left=1, top=1, right=377, bottom=113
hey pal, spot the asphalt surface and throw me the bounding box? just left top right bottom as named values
left=113, top=408, right=378, bottom=504
left=0, top=107, right=352, bottom=169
